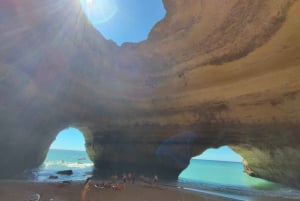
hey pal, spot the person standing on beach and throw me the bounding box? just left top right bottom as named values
left=81, top=177, right=92, bottom=201
left=152, top=175, right=158, bottom=186
left=127, top=172, right=132, bottom=183
left=122, top=173, right=127, bottom=183
left=111, top=174, right=118, bottom=183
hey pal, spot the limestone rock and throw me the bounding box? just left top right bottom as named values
left=56, top=170, right=73, bottom=176
left=0, top=0, right=300, bottom=188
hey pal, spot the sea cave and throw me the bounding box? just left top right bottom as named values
left=0, top=0, right=300, bottom=191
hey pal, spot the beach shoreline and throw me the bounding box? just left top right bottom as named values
left=1, top=179, right=299, bottom=201
left=0, top=179, right=236, bottom=201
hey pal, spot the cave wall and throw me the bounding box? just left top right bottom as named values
left=0, top=0, right=300, bottom=188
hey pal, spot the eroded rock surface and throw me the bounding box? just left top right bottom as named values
left=0, top=0, right=300, bottom=188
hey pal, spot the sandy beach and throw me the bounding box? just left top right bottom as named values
left=1, top=179, right=299, bottom=201
left=0, top=179, right=234, bottom=201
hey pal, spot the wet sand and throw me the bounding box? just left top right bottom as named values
left=0, top=180, right=297, bottom=201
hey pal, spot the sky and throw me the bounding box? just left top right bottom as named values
left=193, top=146, right=242, bottom=162
left=79, top=0, right=166, bottom=45
left=50, top=127, right=86, bottom=151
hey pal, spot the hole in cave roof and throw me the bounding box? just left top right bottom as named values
left=79, top=0, right=166, bottom=46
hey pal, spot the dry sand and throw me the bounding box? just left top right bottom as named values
left=0, top=180, right=231, bottom=201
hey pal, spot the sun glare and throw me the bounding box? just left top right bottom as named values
left=86, top=0, right=93, bottom=5
left=80, top=0, right=118, bottom=24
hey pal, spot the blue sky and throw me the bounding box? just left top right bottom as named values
left=50, top=128, right=86, bottom=151
left=79, top=0, right=166, bottom=45
left=193, top=146, right=242, bottom=162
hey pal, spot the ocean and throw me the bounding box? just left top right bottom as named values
left=33, top=149, right=94, bottom=182
left=178, top=159, right=300, bottom=200
left=32, top=149, right=300, bottom=200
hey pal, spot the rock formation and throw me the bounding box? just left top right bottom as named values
left=0, top=0, right=300, bottom=188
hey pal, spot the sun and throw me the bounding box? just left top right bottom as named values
left=86, top=0, right=93, bottom=4
left=80, top=0, right=118, bottom=24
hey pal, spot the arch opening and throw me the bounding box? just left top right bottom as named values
left=79, top=0, right=166, bottom=46
left=179, top=146, right=281, bottom=191
left=37, top=127, right=94, bottom=181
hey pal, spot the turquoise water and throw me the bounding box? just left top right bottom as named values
left=35, top=149, right=94, bottom=181
left=179, top=159, right=300, bottom=200
left=179, top=159, right=278, bottom=189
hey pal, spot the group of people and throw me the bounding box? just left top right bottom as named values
left=121, top=172, right=136, bottom=183
left=139, top=174, right=159, bottom=186
left=80, top=173, right=159, bottom=201
left=111, top=172, right=158, bottom=185
left=94, top=181, right=125, bottom=190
